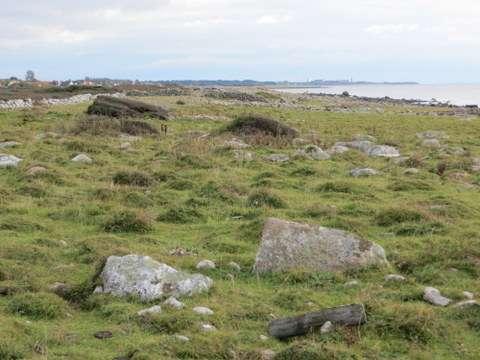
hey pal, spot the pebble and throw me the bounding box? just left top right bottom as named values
left=385, top=274, right=406, bottom=282
left=344, top=280, right=360, bottom=287
left=320, top=321, right=334, bottom=334
left=350, top=168, right=379, bottom=177
left=163, top=296, right=185, bottom=309
left=423, top=287, right=451, bottom=307
left=193, top=306, right=214, bottom=315
left=174, top=335, right=190, bottom=342
left=0, top=154, right=22, bottom=168
left=71, top=154, right=93, bottom=164
left=200, top=323, right=217, bottom=332
left=259, top=335, right=269, bottom=341
left=463, top=291, right=475, bottom=300
left=196, top=260, right=216, bottom=270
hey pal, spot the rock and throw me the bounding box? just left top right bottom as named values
left=295, top=145, right=331, bottom=160
left=259, top=335, right=269, bottom=341
left=196, top=260, right=216, bottom=270
left=422, top=139, right=441, bottom=148
left=353, top=134, right=377, bottom=142
left=224, top=138, right=250, bottom=149
left=339, top=140, right=375, bottom=153
left=200, top=323, right=217, bottom=332
left=385, top=274, right=406, bottom=282
left=98, top=255, right=213, bottom=302
left=228, top=261, right=241, bottom=271
left=254, top=218, right=387, bottom=273
left=71, top=154, right=92, bottom=164
left=417, top=131, right=447, bottom=140
left=0, top=141, right=21, bottom=149
left=344, top=280, right=360, bottom=287
left=320, top=321, right=334, bottom=334
left=26, top=166, right=47, bottom=176
left=94, top=331, right=113, bottom=340
left=403, top=168, right=419, bottom=175
left=137, top=305, right=162, bottom=316
left=391, top=156, right=410, bottom=165
left=0, top=154, right=22, bottom=168
left=264, top=154, right=290, bottom=163
left=260, top=350, right=276, bottom=360
left=120, top=142, right=131, bottom=150
left=174, top=335, right=190, bottom=342
left=463, top=291, right=475, bottom=300
left=423, top=287, right=451, bottom=307
left=453, top=300, right=478, bottom=309
left=234, top=150, right=254, bottom=162
left=350, top=168, right=379, bottom=177
left=193, top=306, right=214, bottom=315
left=327, top=144, right=350, bottom=155
left=163, top=296, right=185, bottom=309
left=49, top=282, right=71, bottom=297
left=367, top=145, right=400, bottom=158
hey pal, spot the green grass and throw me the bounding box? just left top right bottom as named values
left=1, top=91, right=480, bottom=358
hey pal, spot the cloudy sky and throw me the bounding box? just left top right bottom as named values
left=1, top=0, right=480, bottom=82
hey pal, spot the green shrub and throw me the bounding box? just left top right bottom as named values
left=113, top=171, right=152, bottom=187
left=375, top=208, right=425, bottom=226
left=247, top=189, right=286, bottom=208
left=0, top=342, right=24, bottom=360
left=103, top=210, right=152, bottom=233
left=7, top=292, right=67, bottom=320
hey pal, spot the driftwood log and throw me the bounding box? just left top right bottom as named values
left=268, top=304, right=367, bottom=339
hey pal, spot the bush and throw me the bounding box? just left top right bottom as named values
left=113, top=171, right=153, bottom=187
left=223, top=115, right=298, bottom=138
left=7, top=292, right=67, bottom=320
left=375, top=208, right=425, bottom=226
left=247, top=189, right=286, bottom=208
left=103, top=210, right=152, bottom=233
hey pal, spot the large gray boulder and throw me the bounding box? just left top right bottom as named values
left=254, top=218, right=387, bottom=273
left=97, top=255, right=213, bottom=302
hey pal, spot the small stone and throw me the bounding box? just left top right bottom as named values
left=259, top=335, right=269, bottom=341
left=0, top=141, right=21, bottom=149
left=345, top=280, right=360, bottom=287
left=350, top=168, right=379, bottom=177
left=264, top=154, right=290, bottom=163
left=453, top=300, right=478, bottom=309
left=385, top=274, right=406, bottom=282
left=260, top=349, right=276, bottom=360
left=120, top=142, right=131, bottom=150
left=0, top=154, right=22, bottom=168
left=94, top=331, right=113, bottom=340
left=228, top=261, right=241, bottom=271
left=424, top=287, right=451, bottom=307
left=174, top=335, right=190, bottom=342
left=26, top=166, right=47, bottom=176
left=93, top=286, right=103, bottom=294
left=196, top=260, right=216, bottom=270
left=463, top=291, right=475, bottom=300
left=200, top=323, right=217, bottom=332
left=193, top=306, right=214, bottom=315
left=327, top=144, right=350, bottom=155
left=403, top=168, right=419, bottom=175
left=163, top=296, right=185, bottom=309
left=137, top=305, right=162, bottom=316
left=224, top=138, right=250, bottom=150
left=295, top=145, right=331, bottom=160
left=71, top=154, right=92, bottom=164
left=320, top=321, right=334, bottom=334
left=422, top=139, right=441, bottom=149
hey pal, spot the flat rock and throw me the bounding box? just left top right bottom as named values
left=385, top=274, right=406, bottom=282
left=422, top=139, right=441, bottom=148
left=0, top=154, right=22, bottom=168
left=367, top=145, right=400, bottom=158
left=254, top=218, right=387, bottom=273
left=295, top=145, right=331, bottom=160
left=94, top=331, right=113, bottom=340
left=327, top=144, right=350, bottom=155
left=264, top=154, right=290, bottom=163
left=163, top=296, right=185, bottom=309
left=0, top=141, right=21, bottom=149
left=196, top=260, right=216, bottom=270
left=193, top=306, right=214, bottom=315
left=137, top=305, right=162, bottom=316
left=200, top=323, right=217, bottom=332
left=97, top=255, right=213, bottom=302
left=424, top=287, right=451, bottom=307
left=71, top=154, right=92, bottom=164
left=350, top=168, right=379, bottom=177
left=174, top=335, right=190, bottom=342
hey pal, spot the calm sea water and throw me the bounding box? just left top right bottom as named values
left=278, top=84, right=480, bottom=106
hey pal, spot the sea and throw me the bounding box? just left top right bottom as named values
left=277, top=84, right=480, bottom=107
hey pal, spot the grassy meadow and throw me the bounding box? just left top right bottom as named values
left=1, top=90, right=480, bottom=359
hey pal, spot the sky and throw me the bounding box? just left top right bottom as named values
left=1, top=0, right=480, bottom=83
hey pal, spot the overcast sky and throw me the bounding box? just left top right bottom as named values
left=1, top=0, right=480, bottom=82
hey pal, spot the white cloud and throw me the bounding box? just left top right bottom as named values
left=256, top=14, right=292, bottom=25
left=365, top=24, right=419, bottom=35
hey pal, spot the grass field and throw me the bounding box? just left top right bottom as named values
left=1, top=90, right=480, bottom=359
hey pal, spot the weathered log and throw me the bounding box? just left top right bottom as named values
left=268, top=304, right=367, bottom=339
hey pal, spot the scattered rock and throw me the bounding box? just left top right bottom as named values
left=71, top=154, right=92, bottom=164
left=254, top=218, right=387, bottom=273
left=463, top=291, right=475, bottom=300
left=174, top=335, right=190, bottom=342
left=98, top=255, right=213, bottom=301
left=350, top=168, right=379, bottom=177
left=295, top=145, right=331, bottom=160
left=193, top=306, right=214, bottom=315
left=26, top=166, right=47, bottom=176
left=0, top=154, right=22, bottom=168
left=196, top=260, right=216, bottom=270
left=424, top=287, right=451, bottom=307
left=224, top=115, right=298, bottom=138
left=224, top=138, right=250, bottom=150
left=200, top=323, right=217, bottom=332
left=94, top=331, right=113, bottom=340
left=264, top=154, right=290, bottom=163
left=327, top=144, right=350, bottom=155
left=385, top=274, right=406, bottom=282
left=0, top=141, right=21, bottom=149
left=163, top=296, right=185, bottom=309
left=448, top=147, right=466, bottom=156
left=320, top=321, right=334, bottom=334
left=137, top=305, right=162, bottom=316
left=422, top=139, right=441, bottom=148
left=228, top=261, right=241, bottom=272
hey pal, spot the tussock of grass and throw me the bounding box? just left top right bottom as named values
left=247, top=189, right=286, bottom=208
left=113, top=170, right=153, bottom=187
left=7, top=292, right=68, bottom=320
left=157, top=206, right=203, bottom=224
left=103, top=210, right=152, bottom=233
left=223, top=115, right=298, bottom=138
left=375, top=208, right=425, bottom=226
